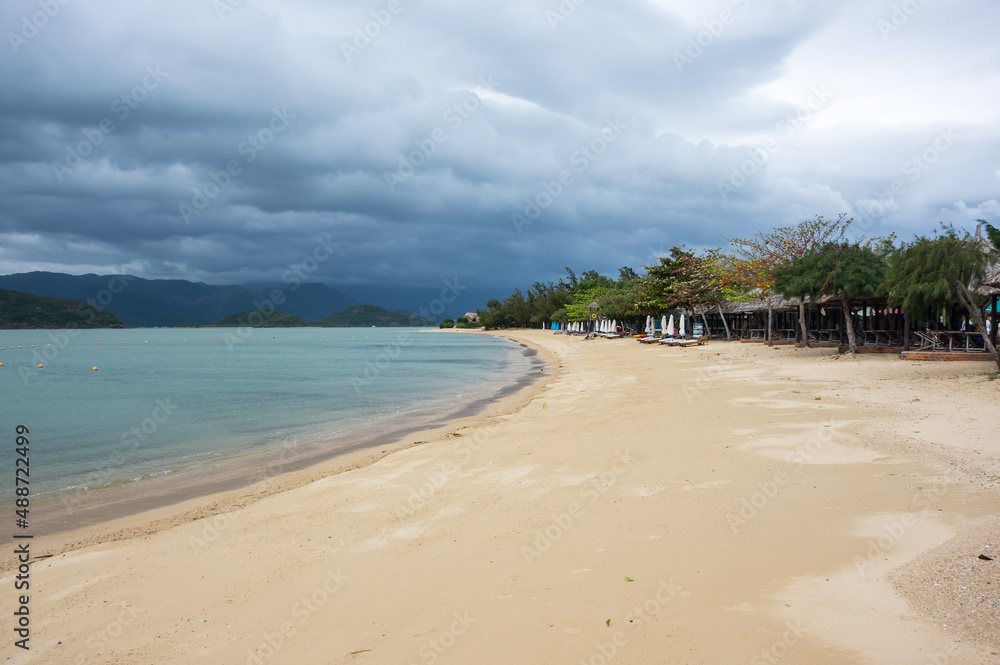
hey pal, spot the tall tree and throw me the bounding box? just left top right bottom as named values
left=775, top=243, right=888, bottom=354
left=713, top=214, right=854, bottom=345
left=883, top=225, right=998, bottom=370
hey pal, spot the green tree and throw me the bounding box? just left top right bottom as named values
left=775, top=243, right=888, bottom=354
left=712, top=214, right=854, bottom=345
left=882, top=225, right=998, bottom=369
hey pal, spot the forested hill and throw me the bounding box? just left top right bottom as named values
left=0, top=289, right=128, bottom=329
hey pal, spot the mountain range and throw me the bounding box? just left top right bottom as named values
left=0, top=272, right=361, bottom=327
left=0, top=272, right=494, bottom=327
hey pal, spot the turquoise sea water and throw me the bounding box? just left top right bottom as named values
left=0, top=328, right=532, bottom=503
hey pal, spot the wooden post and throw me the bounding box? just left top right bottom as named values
left=766, top=300, right=773, bottom=346
left=903, top=310, right=910, bottom=351
left=992, top=295, right=998, bottom=349
left=798, top=302, right=809, bottom=347
left=842, top=298, right=858, bottom=354
left=716, top=304, right=731, bottom=340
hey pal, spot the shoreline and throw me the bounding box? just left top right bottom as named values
left=9, top=331, right=548, bottom=547
left=7, top=330, right=999, bottom=664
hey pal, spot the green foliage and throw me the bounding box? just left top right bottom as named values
left=316, top=305, right=433, bottom=327
left=476, top=269, right=633, bottom=328
left=638, top=247, right=725, bottom=313
left=440, top=318, right=455, bottom=329
left=774, top=243, right=888, bottom=300
left=212, top=309, right=311, bottom=327
left=980, top=219, right=1000, bottom=251
left=882, top=225, right=995, bottom=316
left=711, top=214, right=854, bottom=301
left=0, top=289, right=128, bottom=329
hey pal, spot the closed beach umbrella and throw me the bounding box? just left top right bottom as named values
left=679, top=313, right=686, bottom=336
left=645, top=316, right=651, bottom=334
left=667, top=315, right=674, bottom=336
left=661, top=315, right=667, bottom=334
left=611, top=319, right=617, bottom=333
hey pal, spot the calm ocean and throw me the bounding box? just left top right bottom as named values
left=0, top=328, right=534, bottom=504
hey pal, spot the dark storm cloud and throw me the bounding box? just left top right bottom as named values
left=1, top=0, right=998, bottom=296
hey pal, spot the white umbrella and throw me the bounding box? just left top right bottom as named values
left=679, top=313, right=686, bottom=336
left=666, top=315, right=675, bottom=336
left=611, top=319, right=617, bottom=334
left=645, top=316, right=652, bottom=334
left=661, top=315, right=667, bottom=334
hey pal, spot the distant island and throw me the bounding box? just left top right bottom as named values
left=0, top=289, right=128, bottom=329
left=315, top=304, right=433, bottom=327
left=211, top=310, right=313, bottom=328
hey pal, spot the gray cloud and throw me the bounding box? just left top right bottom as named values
left=2, top=0, right=998, bottom=297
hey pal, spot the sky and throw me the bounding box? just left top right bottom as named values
left=2, top=0, right=998, bottom=299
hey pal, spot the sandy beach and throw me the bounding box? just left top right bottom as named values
left=6, top=330, right=999, bottom=664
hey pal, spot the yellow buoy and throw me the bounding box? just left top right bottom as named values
left=31, top=345, right=34, bottom=348
left=92, top=366, right=98, bottom=371
left=37, top=363, right=43, bottom=368
left=0, top=362, right=4, bottom=366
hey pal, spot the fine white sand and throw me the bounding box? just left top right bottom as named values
left=5, top=331, right=999, bottom=664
